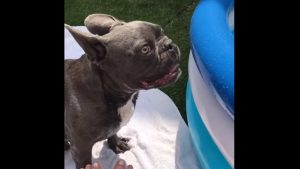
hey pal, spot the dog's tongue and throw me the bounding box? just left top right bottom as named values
left=142, top=65, right=179, bottom=88
left=153, top=73, right=174, bottom=85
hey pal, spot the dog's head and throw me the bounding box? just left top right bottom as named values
left=65, top=14, right=181, bottom=90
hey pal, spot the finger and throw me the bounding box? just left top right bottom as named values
left=85, top=164, right=92, bottom=169
left=114, top=159, right=127, bottom=169
left=92, top=162, right=102, bottom=169
left=127, top=165, right=133, bottom=169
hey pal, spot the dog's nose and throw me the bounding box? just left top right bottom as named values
left=163, top=41, right=176, bottom=52
left=159, top=37, right=180, bottom=59
left=164, top=43, right=174, bottom=51
left=160, top=37, right=172, bottom=51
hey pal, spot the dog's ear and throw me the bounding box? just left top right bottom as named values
left=65, top=24, right=106, bottom=64
left=84, top=14, right=124, bottom=35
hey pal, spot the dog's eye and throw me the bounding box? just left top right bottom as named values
left=141, top=45, right=151, bottom=54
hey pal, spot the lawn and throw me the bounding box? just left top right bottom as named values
left=65, top=0, right=200, bottom=122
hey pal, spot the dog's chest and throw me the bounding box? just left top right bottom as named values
left=117, top=92, right=137, bottom=127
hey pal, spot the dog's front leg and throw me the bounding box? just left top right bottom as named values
left=107, top=134, right=131, bottom=154
left=71, top=142, right=93, bottom=169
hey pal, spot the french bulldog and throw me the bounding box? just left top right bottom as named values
left=64, top=14, right=181, bottom=169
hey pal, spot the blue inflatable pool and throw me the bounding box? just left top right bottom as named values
left=186, top=0, right=234, bottom=168
left=186, top=82, right=231, bottom=169
left=190, top=0, right=234, bottom=115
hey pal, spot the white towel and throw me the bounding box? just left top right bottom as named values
left=64, top=26, right=201, bottom=169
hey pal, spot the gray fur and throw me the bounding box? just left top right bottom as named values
left=65, top=14, right=181, bottom=169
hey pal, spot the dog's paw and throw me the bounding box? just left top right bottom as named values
left=108, top=136, right=131, bottom=154
left=120, top=137, right=130, bottom=143
left=115, top=137, right=131, bottom=153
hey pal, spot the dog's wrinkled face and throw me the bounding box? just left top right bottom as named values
left=102, top=21, right=181, bottom=90
left=65, top=14, right=181, bottom=90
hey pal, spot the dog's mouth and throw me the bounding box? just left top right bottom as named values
left=141, top=64, right=181, bottom=89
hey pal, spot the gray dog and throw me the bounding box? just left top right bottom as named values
left=64, top=14, right=181, bottom=169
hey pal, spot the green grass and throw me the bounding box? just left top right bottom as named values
left=65, top=0, right=200, bottom=123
